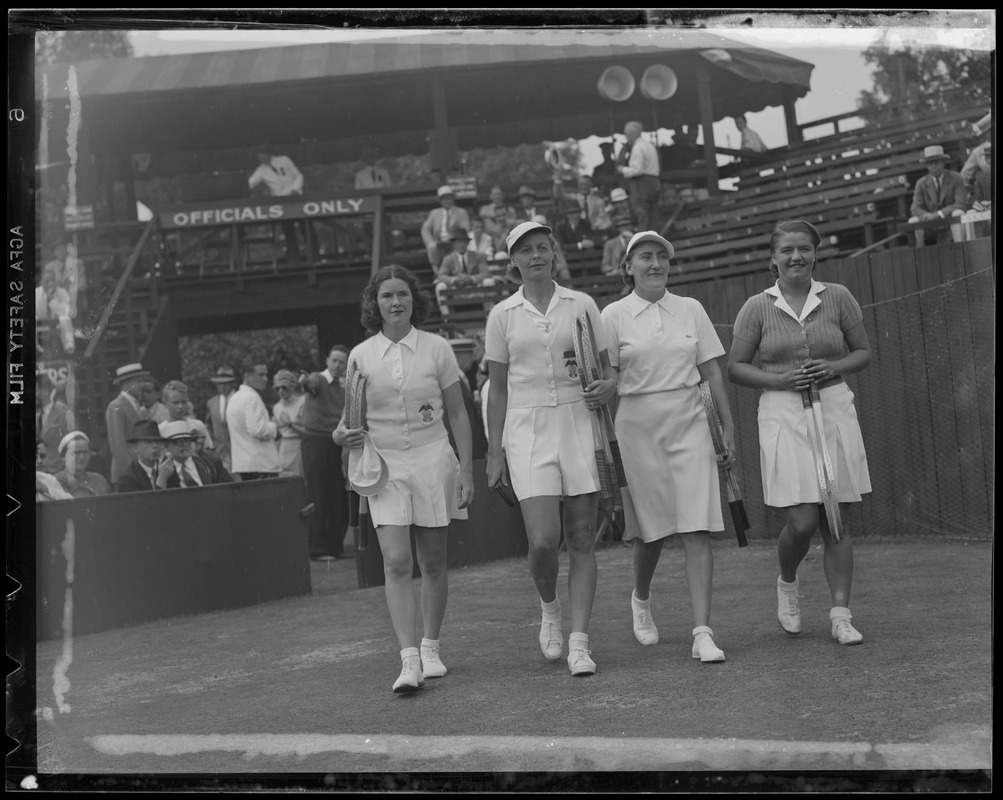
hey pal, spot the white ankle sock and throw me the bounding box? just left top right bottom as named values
left=568, top=632, right=589, bottom=650
left=778, top=576, right=798, bottom=592
left=632, top=590, right=651, bottom=607
left=400, top=647, right=419, bottom=659
left=541, top=597, right=561, bottom=620
left=420, top=638, right=439, bottom=651
left=830, top=606, right=852, bottom=621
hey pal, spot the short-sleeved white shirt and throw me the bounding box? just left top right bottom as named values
left=484, top=282, right=606, bottom=408
left=601, top=290, right=724, bottom=395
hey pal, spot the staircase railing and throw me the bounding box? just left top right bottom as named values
left=83, top=216, right=160, bottom=360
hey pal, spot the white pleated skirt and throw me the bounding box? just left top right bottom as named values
left=615, top=387, right=723, bottom=542
left=503, top=401, right=600, bottom=501
left=758, top=382, right=871, bottom=507
left=368, top=437, right=468, bottom=528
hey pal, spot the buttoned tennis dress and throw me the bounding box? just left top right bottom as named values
left=484, top=283, right=605, bottom=501
left=732, top=280, right=871, bottom=507
left=602, top=290, right=725, bottom=541
left=349, top=328, right=467, bottom=528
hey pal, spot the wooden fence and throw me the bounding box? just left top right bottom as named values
left=679, top=238, right=994, bottom=541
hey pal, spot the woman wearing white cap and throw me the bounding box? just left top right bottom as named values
left=54, top=431, right=111, bottom=498
left=334, top=265, right=474, bottom=694
left=601, top=231, right=732, bottom=663
left=484, top=220, right=617, bottom=677
left=729, top=219, right=872, bottom=647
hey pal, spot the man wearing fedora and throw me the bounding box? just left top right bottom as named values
left=105, top=362, right=151, bottom=489
left=159, top=421, right=234, bottom=488
left=115, top=420, right=167, bottom=493
left=908, top=144, right=967, bottom=247
left=515, top=185, right=548, bottom=226
left=207, top=365, right=238, bottom=472
left=478, top=184, right=517, bottom=254
left=421, top=185, right=471, bottom=270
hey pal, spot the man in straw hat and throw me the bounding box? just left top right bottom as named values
left=421, top=185, right=471, bottom=270
left=115, top=420, right=167, bottom=493
left=105, top=362, right=151, bottom=489
left=515, top=184, right=548, bottom=225
left=206, top=365, right=238, bottom=472
left=908, top=144, right=966, bottom=247
left=962, top=112, right=991, bottom=188
left=433, top=226, right=497, bottom=318
left=159, top=420, right=234, bottom=488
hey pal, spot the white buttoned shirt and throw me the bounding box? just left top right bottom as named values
left=485, top=282, right=606, bottom=408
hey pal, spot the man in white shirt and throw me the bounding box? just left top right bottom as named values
left=735, top=115, right=767, bottom=154
left=248, top=144, right=309, bottom=264
left=354, top=148, right=392, bottom=189
left=226, top=363, right=281, bottom=481
left=421, top=185, right=471, bottom=270
left=617, top=121, right=662, bottom=231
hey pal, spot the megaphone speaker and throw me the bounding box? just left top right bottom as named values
left=598, top=65, right=636, bottom=102
left=640, top=64, right=678, bottom=102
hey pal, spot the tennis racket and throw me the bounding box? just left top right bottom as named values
left=801, top=385, right=841, bottom=541
left=699, top=383, right=749, bottom=547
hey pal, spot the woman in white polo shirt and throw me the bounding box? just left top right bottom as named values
left=334, top=265, right=474, bottom=694
left=601, top=231, right=733, bottom=664
left=485, top=221, right=618, bottom=677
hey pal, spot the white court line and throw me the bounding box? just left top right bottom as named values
left=86, top=733, right=992, bottom=772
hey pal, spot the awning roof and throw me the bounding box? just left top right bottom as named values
left=38, top=28, right=813, bottom=99
left=36, top=28, right=814, bottom=164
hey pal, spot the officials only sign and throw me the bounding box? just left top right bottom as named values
left=160, top=195, right=380, bottom=230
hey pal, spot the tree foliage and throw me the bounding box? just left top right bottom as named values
left=179, top=327, right=320, bottom=418
left=857, top=42, right=992, bottom=123
left=35, top=30, right=133, bottom=64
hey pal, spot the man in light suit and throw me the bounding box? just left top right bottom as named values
left=105, top=362, right=151, bottom=489
left=206, top=365, right=237, bottom=472
left=159, top=421, right=234, bottom=488
left=421, top=185, right=471, bottom=270
left=908, top=144, right=967, bottom=246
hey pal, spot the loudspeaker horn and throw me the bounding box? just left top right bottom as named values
left=640, top=64, right=678, bottom=101
left=597, top=65, right=635, bottom=102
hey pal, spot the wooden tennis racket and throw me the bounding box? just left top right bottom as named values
left=801, top=385, right=841, bottom=541
left=699, top=383, right=749, bottom=547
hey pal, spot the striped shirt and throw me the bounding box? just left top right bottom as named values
left=732, top=280, right=863, bottom=375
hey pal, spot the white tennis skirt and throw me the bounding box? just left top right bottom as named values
left=368, top=437, right=468, bottom=528
left=615, top=387, right=723, bottom=541
left=503, top=401, right=599, bottom=501
left=758, top=382, right=871, bottom=507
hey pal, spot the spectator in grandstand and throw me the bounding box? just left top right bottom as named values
left=961, top=112, right=991, bottom=189
left=36, top=439, right=73, bottom=501
left=300, top=345, right=351, bottom=561
left=441, top=337, right=489, bottom=462
left=248, top=143, right=308, bottom=264
left=36, top=374, right=75, bottom=475
left=43, top=241, right=85, bottom=319
left=969, top=144, right=992, bottom=210
left=592, top=140, right=620, bottom=194
left=515, top=185, right=548, bottom=225
left=608, top=188, right=635, bottom=232
left=735, top=115, right=767, bottom=155
left=484, top=220, right=616, bottom=678
left=354, top=147, right=393, bottom=190
left=553, top=204, right=597, bottom=254
left=660, top=125, right=701, bottom=171
left=139, top=379, right=170, bottom=424
left=467, top=217, right=495, bottom=260
left=617, top=121, right=662, bottom=231
left=600, top=230, right=732, bottom=663
left=206, top=366, right=237, bottom=472
left=566, top=175, right=613, bottom=241
left=115, top=420, right=167, bottom=493
left=907, top=145, right=967, bottom=247
left=106, top=362, right=151, bottom=489
left=421, top=185, right=471, bottom=271
left=601, top=225, right=635, bottom=277
left=159, top=421, right=235, bottom=488
left=334, top=265, right=473, bottom=694
left=159, top=380, right=214, bottom=451
left=226, top=363, right=281, bottom=481
left=433, top=226, right=498, bottom=319
left=272, top=368, right=306, bottom=477
left=479, top=184, right=517, bottom=254
left=55, top=431, right=111, bottom=498
left=728, top=218, right=872, bottom=648
left=35, top=263, right=76, bottom=355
